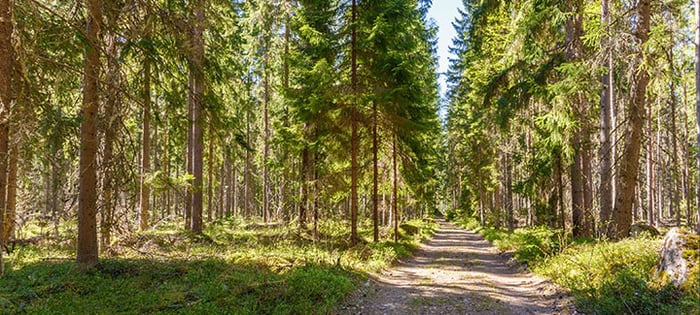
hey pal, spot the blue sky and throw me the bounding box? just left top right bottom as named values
left=427, top=0, right=464, bottom=110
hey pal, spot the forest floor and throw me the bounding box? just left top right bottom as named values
left=340, top=219, right=576, bottom=315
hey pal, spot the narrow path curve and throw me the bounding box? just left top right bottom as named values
left=341, top=218, right=576, bottom=315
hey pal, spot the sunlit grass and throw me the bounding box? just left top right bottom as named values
left=0, top=216, right=437, bottom=314
left=452, top=215, right=700, bottom=314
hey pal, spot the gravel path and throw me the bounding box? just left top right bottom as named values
left=340, top=219, right=576, bottom=315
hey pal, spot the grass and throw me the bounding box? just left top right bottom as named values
left=452, top=215, right=700, bottom=315
left=0, top=217, right=438, bottom=314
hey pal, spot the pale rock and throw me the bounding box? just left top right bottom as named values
left=654, top=228, right=689, bottom=287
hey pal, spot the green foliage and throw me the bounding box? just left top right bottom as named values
left=536, top=238, right=699, bottom=314
left=454, top=216, right=565, bottom=265
left=0, top=217, right=437, bottom=313
left=451, top=216, right=699, bottom=314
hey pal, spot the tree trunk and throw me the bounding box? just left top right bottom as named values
left=668, top=44, right=681, bottom=227
left=567, top=0, right=591, bottom=237
left=611, top=0, right=651, bottom=239
left=0, top=0, right=12, bottom=276
left=139, top=43, right=151, bottom=231
left=506, top=152, right=514, bottom=231
left=207, top=126, right=214, bottom=222
left=244, top=111, right=251, bottom=218
left=646, top=100, right=655, bottom=226
left=162, top=107, right=170, bottom=216
left=3, top=141, right=16, bottom=242
left=393, top=134, right=398, bottom=242
left=77, top=0, right=101, bottom=267
left=189, top=0, right=205, bottom=233
left=372, top=101, right=379, bottom=242
left=696, top=0, right=700, bottom=233
left=350, top=0, right=359, bottom=245
left=263, top=54, right=270, bottom=223
left=599, top=0, right=614, bottom=235
left=299, top=145, right=309, bottom=229
left=100, top=31, right=120, bottom=251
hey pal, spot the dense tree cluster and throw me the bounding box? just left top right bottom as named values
left=445, top=0, right=700, bottom=238
left=0, top=0, right=440, bottom=271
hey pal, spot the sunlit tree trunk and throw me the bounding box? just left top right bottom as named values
left=263, top=53, right=270, bottom=223
left=611, top=0, right=651, bottom=239
left=599, top=0, right=614, bottom=235
left=646, top=100, right=655, bottom=226
left=667, top=39, right=681, bottom=227
left=190, top=0, right=205, bottom=234
left=77, top=0, right=102, bottom=267
left=3, top=140, right=17, bottom=243
left=695, top=0, right=700, bottom=233
left=393, top=134, right=398, bottom=242
left=100, top=31, right=120, bottom=250
left=0, top=0, right=13, bottom=276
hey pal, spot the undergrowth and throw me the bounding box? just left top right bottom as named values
left=0, top=217, right=438, bottom=314
left=452, top=215, right=700, bottom=315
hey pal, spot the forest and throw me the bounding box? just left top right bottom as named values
left=0, top=0, right=698, bottom=314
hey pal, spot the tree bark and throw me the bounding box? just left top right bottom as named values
left=611, top=0, right=651, bottom=239
left=77, top=0, right=102, bottom=267
left=0, top=0, right=13, bottom=275
left=207, top=125, right=214, bottom=222
left=3, top=141, right=17, bottom=242
left=139, top=41, right=151, bottom=231
left=263, top=53, right=270, bottom=223
left=696, top=0, right=700, bottom=233
left=566, top=0, right=593, bottom=237
left=667, top=40, right=681, bottom=227
left=372, top=101, right=379, bottom=242
left=646, top=99, right=655, bottom=226
left=599, top=0, right=614, bottom=235
left=189, top=0, right=205, bottom=233
left=0, top=0, right=12, bottom=268
left=393, top=134, right=398, bottom=242
left=100, top=31, right=120, bottom=250
left=350, top=0, right=359, bottom=245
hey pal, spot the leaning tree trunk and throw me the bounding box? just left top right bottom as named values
left=611, top=0, right=651, bottom=239
left=77, top=0, right=102, bottom=267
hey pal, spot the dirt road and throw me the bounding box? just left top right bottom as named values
left=341, top=219, right=576, bottom=314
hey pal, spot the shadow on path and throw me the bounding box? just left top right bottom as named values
left=340, top=219, right=576, bottom=315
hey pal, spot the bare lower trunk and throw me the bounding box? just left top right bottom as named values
left=611, top=0, right=650, bottom=239
left=599, top=0, right=614, bottom=234
left=372, top=101, right=379, bottom=242
left=350, top=0, right=359, bottom=246
left=696, top=0, right=700, bottom=233
left=77, top=0, right=102, bottom=267
left=3, top=142, right=17, bottom=242
left=190, top=1, right=205, bottom=233
left=393, top=135, right=398, bottom=242
left=139, top=45, right=151, bottom=231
